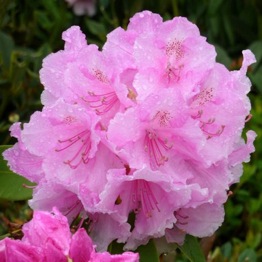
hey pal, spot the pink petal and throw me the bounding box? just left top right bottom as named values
left=22, top=208, right=71, bottom=255
left=1, top=238, right=41, bottom=262
left=69, top=228, right=93, bottom=262
left=176, top=203, right=225, bottom=237
left=62, top=26, right=87, bottom=51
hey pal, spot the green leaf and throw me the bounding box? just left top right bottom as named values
left=0, top=0, right=9, bottom=27
left=84, top=18, right=107, bottom=41
left=222, top=15, right=235, bottom=46
left=220, top=241, right=232, bottom=259
left=0, top=31, right=14, bottom=68
left=136, top=239, right=159, bottom=262
left=177, top=235, right=206, bottom=262
left=0, top=171, right=34, bottom=201
left=249, top=41, right=262, bottom=71
left=109, top=238, right=159, bottom=262
left=0, top=145, right=34, bottom=200
left=215, top=45, right=231, bottom=68
left=109, top=241, right=125, bottom=255
left=250, top=66, right=262, bottom=94
left=99, top=0, right=110, bottom=9
left=34, top=10, right=53, bottom=30
left=208, top=0, right=224, bottom=15
left=238, top=248, right=257, bottom=262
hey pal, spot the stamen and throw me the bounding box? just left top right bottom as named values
left=200, top=118, right=215, bottom=127
left=200, top=119, right=225, bottom=139
left=86, top=221, right=93, bottom=234
left=77, top=217, right=85, bottom=230
left=191, top=110, right=203, bottom=119
left=115, top=195, right=122, bottom=205
left=127, top=88, right=137, bottom=101
left=55, top=130, right=91, bottom=169
left=82, top=91, right=118, bottom=115
left=132, top=180, right=160, bottom=217
left=245, top=114, right=252, bottom=122
left=200, top=118, right=225, bottom=138
left=227, top=190, right=233, bottom=197
left=124, top=164, right=131, bottom=175
left=22, top=184, right=36, bottom=189
left=144, top=131, right=172, bottom=170
left=84, top=216, right=97, bottom=234
left=64, top=200, right=83, bottom=217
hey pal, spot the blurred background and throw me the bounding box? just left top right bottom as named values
left=0, top=0, right=261, bottom=261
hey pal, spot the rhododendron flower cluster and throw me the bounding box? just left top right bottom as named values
left=0, top=208, right=139, bottom=261
left=4, top=11, right=256, bottom=251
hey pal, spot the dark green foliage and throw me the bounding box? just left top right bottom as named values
left=0, top=0, right=261, bottom=260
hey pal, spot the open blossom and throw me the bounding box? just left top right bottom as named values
left=3, top=10, right=256, bottom=251
left=0, top=209, right=139, bottom=262
left=65, top=0, right=97, bottom=16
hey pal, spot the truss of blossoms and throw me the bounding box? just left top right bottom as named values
left=0, top=208, right=138, bottom=261
left=3, top=10, right=256, bottom=252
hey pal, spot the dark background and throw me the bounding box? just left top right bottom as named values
left=0, top=0, right=261, bottom=260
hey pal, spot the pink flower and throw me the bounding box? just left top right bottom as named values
left=40, top=26, right=88, bottom=107
left=65, top=0, right=97, bottom=16
left=3, top=123, right=43, bottom=183
left=40, top=27, right=124, bottom=128
left=10, top=100, right=100, bottom=181
left=0, top=238, right=41, bottom=262
left=97, top=167, right=194, bottom=249
left=28, top=181, right=84, bottom=223
left=0, top=209, right=139, bottom=262
left=3, top=10, right=256, bottom=251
